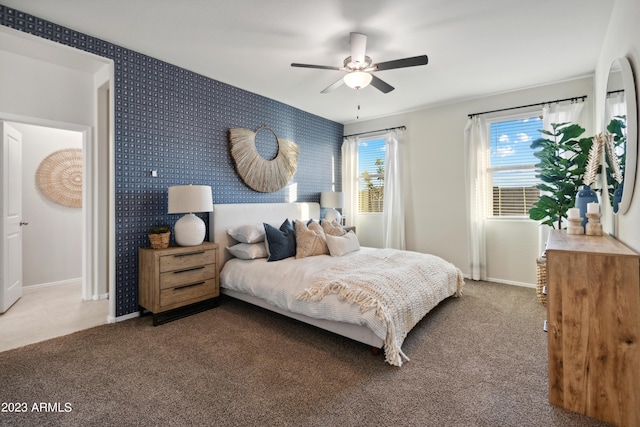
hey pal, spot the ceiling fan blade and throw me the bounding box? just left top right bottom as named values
left=350, top=32, right=367, bottom=65
left=321, top=77, right=345, bottom=94
left=373, top=55, right=428, bottom=71
left=370, top=75, right=394, bottom=93
left=291, top=63, right=342, bottom=71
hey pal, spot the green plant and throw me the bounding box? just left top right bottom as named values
left=149, top=226, right=170, bottom=234
left=604, top=116, right=626, bottom=206
left=528, top=122, right=593, bottom=229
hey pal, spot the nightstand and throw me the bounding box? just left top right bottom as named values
left=344, top=226, right=356, bottom=233
left=138, top=242, right=219, bottom=325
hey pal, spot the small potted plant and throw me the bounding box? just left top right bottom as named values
left=148, top=226, right=171, bottom=249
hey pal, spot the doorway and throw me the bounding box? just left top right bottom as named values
left=0, top=26, right=115, bottom=337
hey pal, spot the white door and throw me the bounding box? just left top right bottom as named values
left=1, top=122, right=23, bottom=313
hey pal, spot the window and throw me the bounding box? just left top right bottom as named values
left=488, top=114, right=542, bottom=217
left=358, top=138, right=385, bottom=213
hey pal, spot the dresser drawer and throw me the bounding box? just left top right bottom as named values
left=160, top=278, right=217, bottom=308
left=160, top=263, right=216, bottom=289
left=159, top=249, right=215, bottom=272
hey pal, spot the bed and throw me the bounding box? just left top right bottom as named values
left=209, top=202, right=463, bottom=366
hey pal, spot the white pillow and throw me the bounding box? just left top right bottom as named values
left=227, top=224, right=265, bottom=243
left=226, top=242, right=268, bottom=260
left=325, top=231, right=360, bottom=257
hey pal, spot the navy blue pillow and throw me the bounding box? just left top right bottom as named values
left=264, top=219, right=296, bottom=261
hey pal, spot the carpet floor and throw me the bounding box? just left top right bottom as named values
left=0, top=280, right=611, bottom=426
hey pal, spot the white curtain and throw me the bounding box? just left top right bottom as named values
left=341, top=136, right=358, bottom=227
left=464, top=116, right=489, bottom=281
left=605, top=92, right=625, bottom=127
left=537, top=102, right=585, bottom=255
left=383, top=129, right=405, bottom=249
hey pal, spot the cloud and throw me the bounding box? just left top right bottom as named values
left=517, top=133, right=531, bottom=143
left=496, top=145, right=515, bottom=157
left=499, top=134, right=510, bottom=143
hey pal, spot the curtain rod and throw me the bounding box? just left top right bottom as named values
left=343, top=125, right=406, bottom=139
left=467, top=95, right=587, bottom=119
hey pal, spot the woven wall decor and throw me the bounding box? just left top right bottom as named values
left=35, top=148, right=83, bottom=208
left=229, top=126, right=299, bottom=193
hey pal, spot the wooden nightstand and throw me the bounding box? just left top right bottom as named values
left=139, top=242, right=219, bottom=325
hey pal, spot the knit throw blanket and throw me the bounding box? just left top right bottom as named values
left=296, top=249, right=464, bottom=366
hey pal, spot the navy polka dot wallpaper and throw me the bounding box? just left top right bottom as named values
left=0, top=5, right=343, bottom=317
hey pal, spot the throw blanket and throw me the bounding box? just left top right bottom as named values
left=297, top=249, right=464, bottom=366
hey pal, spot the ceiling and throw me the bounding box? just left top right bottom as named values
left=3, top=0, right=615, bottom=124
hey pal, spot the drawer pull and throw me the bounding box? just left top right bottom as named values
left=174, top=251, right=205, bottom=258
left=543, top=320, right=548, bottom=332
left=173, top=266, right=205, bottom=274
left=542, top=285, right=547, bottom=295
left=173, top=281, right=205, bottom=291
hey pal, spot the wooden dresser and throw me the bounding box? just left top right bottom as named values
left=545, top=230, right=640, bottom=427
left=139, top=242, right=219, bottom=325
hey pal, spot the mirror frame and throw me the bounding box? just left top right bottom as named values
left=605, top=57, right=637, bottom=215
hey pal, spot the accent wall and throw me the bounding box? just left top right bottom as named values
left=0, top=5, right=344, bottom=317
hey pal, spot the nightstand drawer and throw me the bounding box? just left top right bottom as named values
left=160, top=263, right=216, bottom=289
left=159, top=249, right=215, bottom=272
left=160, top=278, right=217, bottom=307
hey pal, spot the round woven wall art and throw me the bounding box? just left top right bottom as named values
left=229, top=126, right=299, bottom=193
left=35, top=148, right=83, bottom=208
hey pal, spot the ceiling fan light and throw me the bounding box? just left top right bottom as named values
left=343, top=71, right=373, bottom=89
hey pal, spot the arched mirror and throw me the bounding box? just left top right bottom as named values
left=604, top=57, right=637, bottom=214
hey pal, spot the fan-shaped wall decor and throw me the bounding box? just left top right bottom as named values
left=229, top=126, right=299, bottom=193
left=35, top=148, right=83, bottom=208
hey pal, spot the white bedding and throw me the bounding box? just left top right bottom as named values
left=221, top=247, right=387, bottom=340
left=221, top=246, right=463, bottom=366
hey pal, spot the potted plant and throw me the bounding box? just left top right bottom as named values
left=148, top=226, right=171, bottom=249
left=528, top=122, right=593, bottom=229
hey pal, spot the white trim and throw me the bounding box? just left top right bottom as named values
left=463, top=273, right=535, bottom=289
left=23, top=278, right=82, bottom=291
left=485, top=277, right=536, bottom=288
left=109, top=311, right=140, bottom=324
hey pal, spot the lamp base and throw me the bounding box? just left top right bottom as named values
left=174, top=213, right=205, bottom=246
left=323, top=208, right=342, bottom=224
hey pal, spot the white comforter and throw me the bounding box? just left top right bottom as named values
left=220, top=247, right=463, bottom=365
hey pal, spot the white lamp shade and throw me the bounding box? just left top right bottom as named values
left=168, top=185, right=213, bottom=246
left=320, top=191, right=344, bottom=209
left=343, top=71, right=373, bottom=89
left=168, top=185, right=213, bottom=214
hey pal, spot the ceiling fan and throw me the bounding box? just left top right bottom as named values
left=291, top=32, right=428, bottom=94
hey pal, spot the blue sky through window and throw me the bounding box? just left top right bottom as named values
left=490, top=116, right=542, bottom=187
left=358, top=138, right=386, bottom=178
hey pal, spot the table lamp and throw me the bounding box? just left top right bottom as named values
left=168, top=185, right=213, bottom=246
left=320, top=191, right=344, bottom=223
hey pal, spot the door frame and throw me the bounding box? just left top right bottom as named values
left=0, top=25, right=116, bottom=322
left=1, top=115, right=114, bottom=320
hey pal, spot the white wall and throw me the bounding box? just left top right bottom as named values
left=0, top=50, right=95, bottom=126
left=595, top=0, right=640, bottom=253
left=12, top=123, right=83, bottom=287
left=345, top=77, right=594, bottom=286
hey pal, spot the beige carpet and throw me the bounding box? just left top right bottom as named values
left=0, top=281, right=610, bottom=426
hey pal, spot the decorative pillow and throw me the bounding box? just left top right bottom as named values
left=294, top=220, right=329, bottom=258
left=321, top=219, right=347, bottom=236
left=325, top=231, right=360, bottom=257
left=264, top=219, right=296, bottom=261
left=227, top=242, right=268, bottom=260
left=227, top=224, right=265, bottom=243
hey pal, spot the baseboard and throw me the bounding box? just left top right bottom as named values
left=23, top=278, right=82, bottom=291
left=109, top=311, right=139, bottom=324
left=486, top=277, right=535, bottom=288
